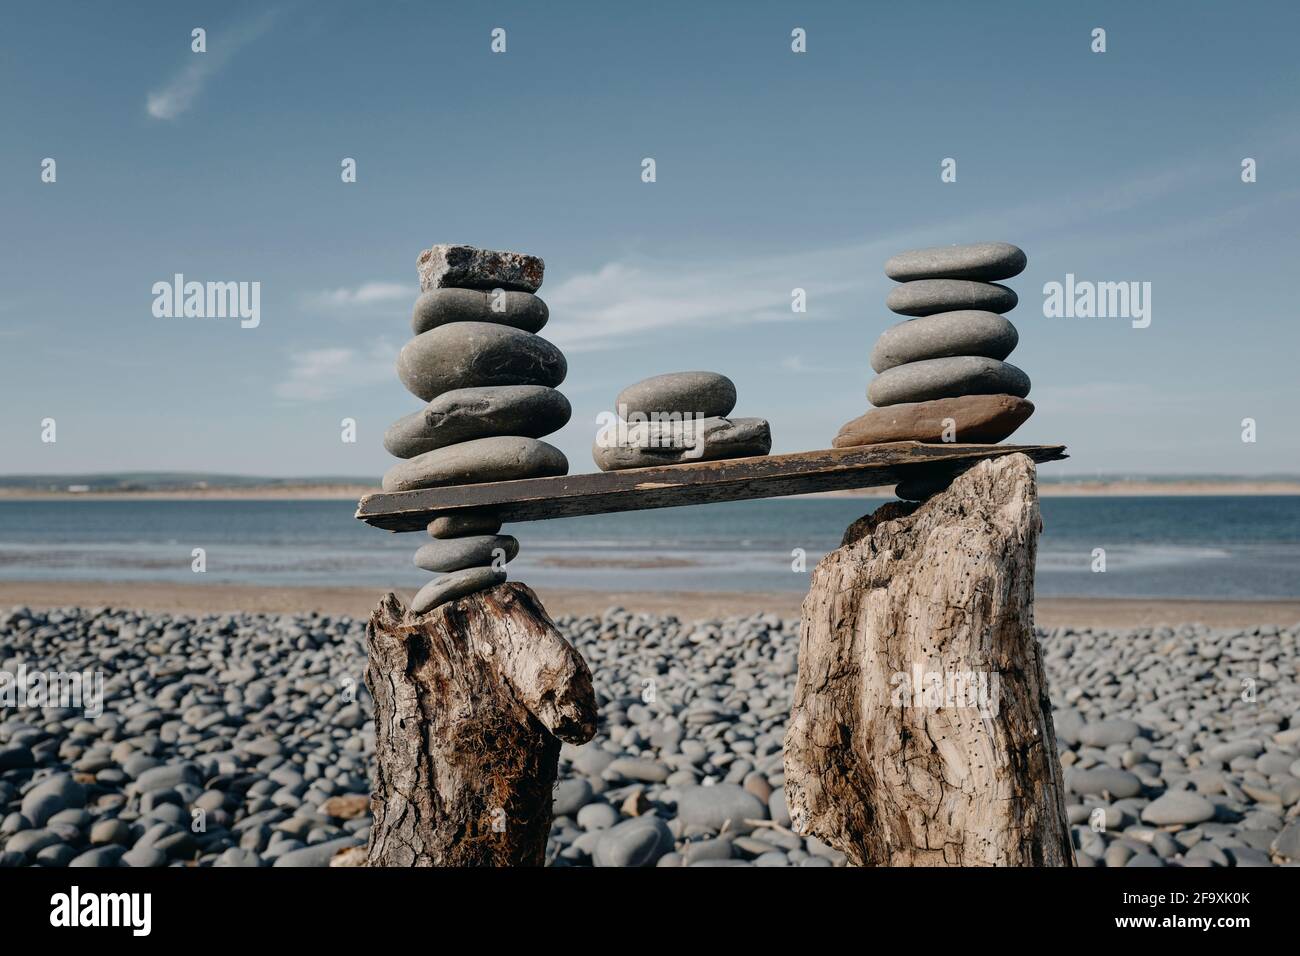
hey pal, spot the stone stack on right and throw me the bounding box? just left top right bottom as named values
left=833, top=241, right=1034, bottom=501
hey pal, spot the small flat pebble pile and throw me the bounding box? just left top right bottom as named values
left=593, top=371, right=772, bottom=471
left=382, top=244, right=572, bottom=612
left=3, top=605, right=1299, bottom=867
left=835, top=242, right=1035, bottom=498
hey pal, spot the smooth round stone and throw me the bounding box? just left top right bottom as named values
left=413, top=535, right=518, bottom=573
left=427, top=513, right=502, bottom=539
left=1077, top=719, right=1142, bottom=748
left=615, top=372, right=736, bottom=419
left=397, top=323, right=567, bottom=402
left=886, top=279, right=1018, bottom=317
left=868, top=357, right=1030, bottom=407
left=871, top=311, right=1018, bottom=372
left=384, top=385, right=571, bottom=459
left=593, top=417, right=771, bottom=471
left=593, top=816, right=674, bottom=868
left=410, top=566, right=507, bottom=614
left=1140, top=792, right=1216, bottom=826
left=1067, top=767, right=1144, bottom=799
left=674, top=783, right=767, bottom=834
left=885, top=242, right=1027, bottom=282
left=834, top=395, right=1034, bottom=447
left=411, top=288, right=548, bottom=336
left=382, top=436, right=568, bottom=492
left=553, top=779, right=594, bottom=817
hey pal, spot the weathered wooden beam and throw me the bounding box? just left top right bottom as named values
left=356, top=441, right=1068, bottom=531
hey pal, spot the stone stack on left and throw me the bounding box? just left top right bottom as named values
left=381, top=244, right=571, bottom=613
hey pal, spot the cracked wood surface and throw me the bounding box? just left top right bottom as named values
left=783, top=453, right=1075, bottom=866
left=364, top=583, right=596, bottom=866
left=356, top=441, right=1067, bottom=531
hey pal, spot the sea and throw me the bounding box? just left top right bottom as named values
left=0, top=497, right=1296, bottom=600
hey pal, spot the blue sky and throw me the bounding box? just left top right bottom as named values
left=3, top=0, right=1298, bottom=479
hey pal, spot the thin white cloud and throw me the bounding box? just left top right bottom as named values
left=146, top=11, right=279, bottom=120
left=275, top=339, right=396, bottom=402
left=303, top=282, right=415, bottom=310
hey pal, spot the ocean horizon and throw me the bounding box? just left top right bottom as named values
left=1, top=496, right=1297, bottom=601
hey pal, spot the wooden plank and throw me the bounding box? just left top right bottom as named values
left=356, top=441, right=1067, bottom=532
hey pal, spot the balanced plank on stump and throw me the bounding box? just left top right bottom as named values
left=357, top=441, right=1067, bottom=531
left=783, top=452, right=1075, bottom=866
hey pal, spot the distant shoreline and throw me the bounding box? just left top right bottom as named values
left=1, top=480, right=1299, bottom=501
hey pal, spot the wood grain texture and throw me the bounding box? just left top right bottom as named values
left=365, top=583, right=596, bottom=866
left=784, top=453, right=1075, bottom=866
left=356, top=441, right=1068, bottom=531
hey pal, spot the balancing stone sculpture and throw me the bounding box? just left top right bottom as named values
left=834, top=241, right=1034, bottom=501
left=366, top=244, right=596, bottom=866
left=593, top=371, right=772, bottom=470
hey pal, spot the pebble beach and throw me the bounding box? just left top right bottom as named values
left=2, top=603, right=1298, bottom=868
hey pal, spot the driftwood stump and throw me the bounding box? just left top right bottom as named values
left=365, top=582, right=597, bottom=866
left=784, top=453, right=1074, bottom=866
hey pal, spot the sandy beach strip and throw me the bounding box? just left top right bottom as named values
left=0, top=580, right=1296, bottom=627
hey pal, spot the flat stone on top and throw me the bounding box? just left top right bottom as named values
left=886, top=279, right=1018, bottom=317
left=868, top=356, right=1030, bottom=407
left=870, top=311, right=1018, bottom=373
left=885, top=242, right=1027, bottom=282
left=615, top=372, right=737, bottom=420
left=417, top=244, right=544, bottom=293
left=397, top=322, right=567, bottom=402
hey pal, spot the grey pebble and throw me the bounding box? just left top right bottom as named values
left=413, top=535, right=518, bottom=574
left=870, top=311, right=1019, bottom=373
left=397, top=322, right=566, bottom=402
left=868, top=356, right=1030, bottom=407
left=886, top=279, right=1018, bottom=317
left=384, top=385, right=571, bottom=459
left=884, top=242, right=1027, bottom=282
left=411, top=288, right=548, bottom=336
left=616, top=372, right=737, bottom=420
left=410, top=567, right=508, bottom=614
left=383, top=436, right=568, bottom=493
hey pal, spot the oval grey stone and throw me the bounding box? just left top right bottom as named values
left=593, top=816, right=674, bottom=868
left=427, top=512, right=502, bottom=539
left=384, top=385, right=571, bottom=458
left=593, top=417, right=771, bottom=471
left=413, top=534, right=518, bottom=573
left=616, top=371, right=736, bottom=419
left=382, top=436, right=568, bottom=492
left=410, top=566, right=506, bottom=614
left=1140, top=792, right=1216, bottom=826
left=870, top=311, right=1018, bottom=373
left=1067, top=767, right=1143, bottom=799
left=886, top=279, right=1018, bottom=317
left=885, top=242, right=1027, bottom=282
left=674, top=783, right=767, bottom=834
left=411, top=288, right=548, bottom=336
left=868, top=357, right=1030, bottom=407
left=397, top=323, right=567, bottom=402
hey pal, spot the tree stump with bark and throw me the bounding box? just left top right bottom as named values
left=364, top=582, right=597, bottom=866
left=784, top=453, right=1074, bottom=866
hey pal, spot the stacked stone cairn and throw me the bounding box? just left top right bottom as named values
left=382, top=244, right=571, bottom=613
left=592, top=371, right=771, bottom=470
left=833, top=241, right=1034, bottom=501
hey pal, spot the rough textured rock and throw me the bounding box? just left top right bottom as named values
left=397, top=322, right=567, bottom=402
left=886, top=279, right=1018, bottom=317
left=884, top=242, right=1027, bottom=282
left=784, top=454, right=1074, bottom=866
left=413, top=534, right=519, bottom=573
left=593, top=417, right=771, bottom=471
left=384, top=385, right=571, bottom=458
left=615, top=372, right=737, bottom=420
left=411, top=288, right=549, bottom=336
left=868, top=356, right=1030, bottom=407
left=834, top=395, right=1034, bottom=447
left=365, top=586, right=596, bottom=865
left=870, top=311, right=1019, bottom=372
left=416, top=244, right=544, bottom=293
left=382, top=436, right=569, bottom=492
left=410, top=567, right=509, bottom=613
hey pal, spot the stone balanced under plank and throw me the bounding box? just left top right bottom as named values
left=383, top=244, right=571, bottom=612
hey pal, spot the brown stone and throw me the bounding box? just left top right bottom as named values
left=833, top=395, right=1033, bottom=447
left=319, top=794, right=371, bottom=820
